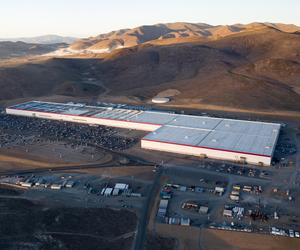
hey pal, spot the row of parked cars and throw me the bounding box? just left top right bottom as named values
left=271, top=227, right=300, bottom=238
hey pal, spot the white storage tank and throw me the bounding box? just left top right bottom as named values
left=151, top=97, right=170, bottom=104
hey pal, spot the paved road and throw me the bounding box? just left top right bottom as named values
left=0, top=160, right=153, bottom=177
left=0, top=146, right=153, bottom=177
left=288, top=131, right=300, bottom=188
left=133, top=166, right=162, bottom=250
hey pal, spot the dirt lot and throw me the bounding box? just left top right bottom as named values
left=203, top=229, right=300, bottom=250
left=2, top=142, right=108, bottom=163
left=0, top=141, right=113, bottom=166
left=73, top=165, right=156, bottom=181
left=0, top=191, right=137, bottom=250
left=153, top=223, right=300, bottom=250
left=145, top=232, right=176, bottom=250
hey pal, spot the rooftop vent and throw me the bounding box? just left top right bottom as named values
left=212, top=139, right=217, bottom=142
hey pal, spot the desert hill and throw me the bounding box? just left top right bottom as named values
left=0, top=41, right=67, bottom=59
left=0, top=57, right=102, bottom=100
left=0, top=22, right=300, bottom=114
left=84, top=26, right=300, bottom=111
left=69, top=22, right=300, bottom=53
left=0, top=35, right=77, bottom=44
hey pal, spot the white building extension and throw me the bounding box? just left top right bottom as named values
left=6, top=101, right=281, bottom=166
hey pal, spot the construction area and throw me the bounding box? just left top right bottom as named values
left=6, top=101, right=281, bottom=166
left=0, top=100, right=299, bottom=250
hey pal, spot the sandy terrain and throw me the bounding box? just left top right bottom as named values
left=153, top=223, right=300, bottom=250
left=72, top=165, right=155, bottom=181
left=0, top=142, right=113, bottom=172
left=163, top=103, right=300, bottom=120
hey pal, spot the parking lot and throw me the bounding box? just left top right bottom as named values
left=198, top=160, right=272, bottom=179
left=0, top=114, right=137, bottom=151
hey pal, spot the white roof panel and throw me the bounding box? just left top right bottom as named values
left=199, top=130, right=276, bottom=156
left=215, top=119, right=280, bottom=137
left=128, top=111, right=178, bottom=125
left=144, top=125, right=210, bottom=145
left=168, top=115, right=222, bottom=130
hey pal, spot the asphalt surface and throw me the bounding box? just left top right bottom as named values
left=133, top=165, right=162, bottom=250
left=0, top=157, right=153, bottom=177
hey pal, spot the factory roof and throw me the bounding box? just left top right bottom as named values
left=8, top=100, right=281, bottom=157
left=143, top=121, right=280, bottom=157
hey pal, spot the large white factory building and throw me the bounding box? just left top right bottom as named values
left=6, top=101, right=281, bottom=166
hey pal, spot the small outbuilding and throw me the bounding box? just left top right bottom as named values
left=115, top=183, right=129, bottom=190
left=112, top=188, right=120, bottom=196
left=104, top=188, right=113, bottom=196
left=223, top=209, right=233, bottom=217
left=199, top=206, right=209, bottom=214
left=180, top=218, right=190, bottom=226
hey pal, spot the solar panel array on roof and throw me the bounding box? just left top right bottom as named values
left=64, top=109, right=90, bottom=115
left=11, top=101, right=81, bottom=114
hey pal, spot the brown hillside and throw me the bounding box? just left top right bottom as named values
left=69, top=22, right=300, bottom=53
left=1, top=22, right=300, bottom=114
left=0, top=58, right=102, bottom=101
left=207, top=27, right=300, bottom=61
left=88, top=27, right=300, bottom=111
